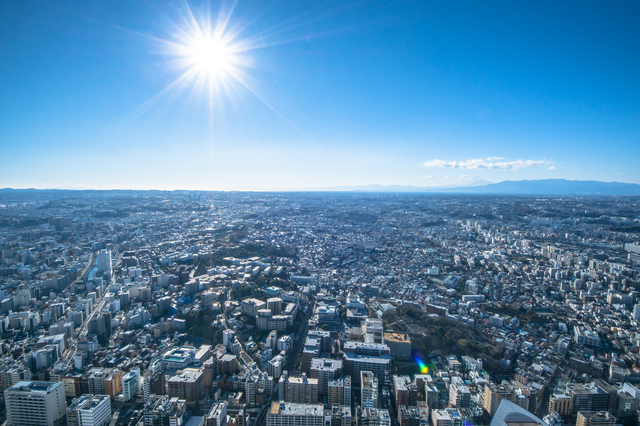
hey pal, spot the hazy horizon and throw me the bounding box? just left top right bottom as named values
left=3, top=177, right=640, bottom=194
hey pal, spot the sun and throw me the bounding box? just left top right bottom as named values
left=191, top=38, right=233, bottom=77
left=176, top=24, right=245, bottom=88
left=155, top=2, right=254, bottom=98
left=127, top=1, right=298, bottom=129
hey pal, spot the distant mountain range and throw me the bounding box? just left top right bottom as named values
left=296, top=179, right=640, bottom=195
left=2, top=179, right=640, bottom=195
left=456, top=179, right=640, bottom=195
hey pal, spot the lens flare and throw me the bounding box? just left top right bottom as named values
left=414, top=354, right=434, bottom=374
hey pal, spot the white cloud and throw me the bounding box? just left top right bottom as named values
left=617, top=172, right=628, bottom=175
left=417, top=175, right=435, bottom=179
left=458, top=174, right=474, bottom=179
left=548, top=166, right=556, bottom=170
left=424, top=157, right=553, bottom=171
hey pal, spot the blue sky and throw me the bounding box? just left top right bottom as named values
left=1, top=1, right=639, bottom=190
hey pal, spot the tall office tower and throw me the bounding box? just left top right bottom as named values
left=67, top=394, right=111, bottom=426
left=4, top=381, right=67, bottom=426
left=361, top=371, right=379, bottom=409
left=96, top=250, right=112, bottom=275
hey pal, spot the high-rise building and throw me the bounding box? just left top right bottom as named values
left=143, top=396, right=187, bottom=426
left=382, top=333, right=411, bottom=359
left=397, top=406, right=420, bottom=426
left=223, top=330, right=235, bottom=348
left=328, top=378, right=344, bottom=406
left=207, top=401, right=228, bottom=426
left=426, top=385, right=438, bottom=409
left=484, top=383, right=513, bottom=416
left=203, top=357, right=216, bottom=388
left=87, top=313, right=112, bottom=346
left=266, top=402, right=323, bottom=426
left=85, top=368, right=107, bottom=395
left=0, top=365, right=32, bottom=392
left=310, top=358, right=342, bottom=395
left=104, top=369, right=123, bottom=399
left=281, top=374, right=319, bottom=404
left=123, top=370, right=139, bottom=402
left=257, top=309, right=272, bottom=331
left=266, top=331, right=278, bottom=351
left=167, top=368, right=203, bottom=403
left=343, top=353, right=390, bottom=386
left=361, top=371, right=378, bottom=409
left=378, top=408, right=391, bottom=426
left=549, top=389, right=572, bottom=416
left=356, top=407, right=382, bottom=426
left=67, top=394, right=111, bottom=426
left=62, top=375, right=83, bottom=399
left=4, top=381, right=67, bottom=426
left=431, top=410, right=451, bottom=426
left=267, top=298, right=282, bottom=315
left=269, top=355, right=284, bottom=380
left=344, top=375, right=352, bottom=407
left=96, top=250, right=112, bottom=275
left=341, top=406, right=353, bottom=426
left=448, top=377, right=470, bottom=408
left=219, top=354, right=238, bottom=375
left=143, top=369, right=165, bottom=399
left=568, top=383, right=610, bottom=414
left=393, top=375, right=416, bottom=409
left=307, top=330, right=331, bottom=353
left=577, top=412, right=616, bottom=426
left=330, top=404, right=351, bottom=426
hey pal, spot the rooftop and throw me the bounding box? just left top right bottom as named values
left=269, top=401, right=324, bottom=417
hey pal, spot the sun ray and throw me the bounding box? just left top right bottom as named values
left=115, top=0, right=366, bottom=146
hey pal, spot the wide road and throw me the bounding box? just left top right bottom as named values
left=62, top=250, right=121, bottom=362
left=285, top=297, right=315, bottom=373
left=536, top=361, right=563, bottom=419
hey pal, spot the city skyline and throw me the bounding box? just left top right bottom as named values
left=1, top=1, right=639, bottom=190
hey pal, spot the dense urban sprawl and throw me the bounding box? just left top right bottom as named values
left=0, top=190, right=639, bottom=426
